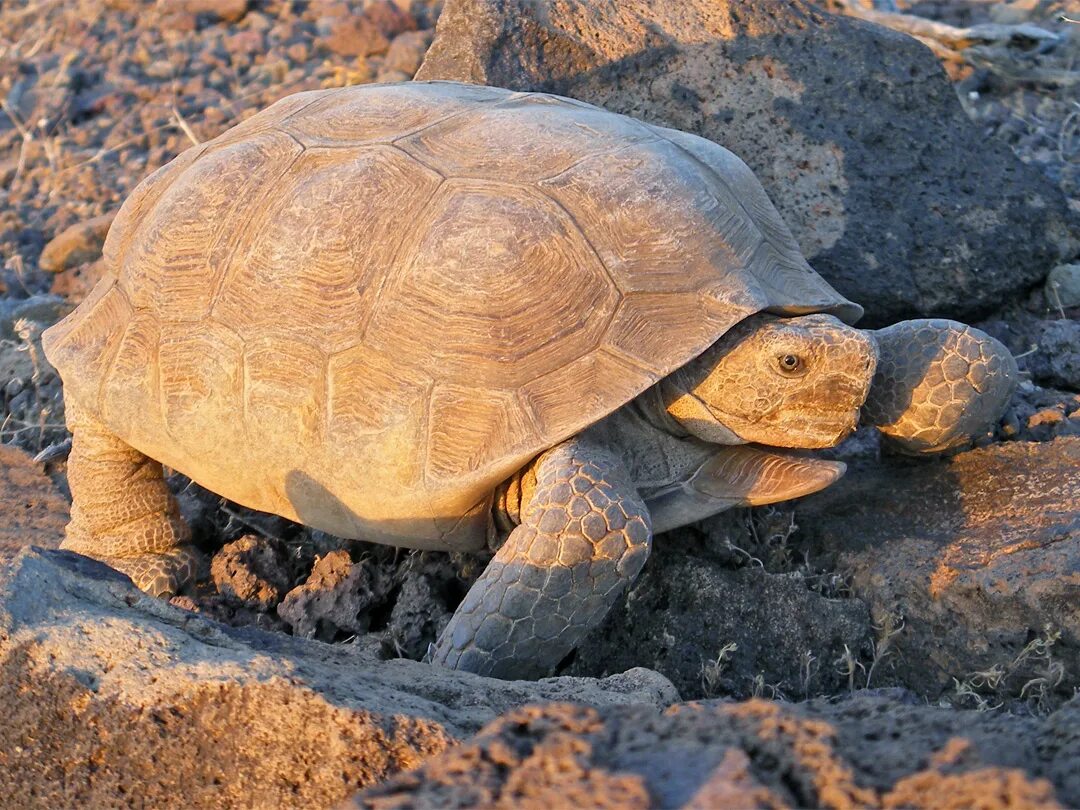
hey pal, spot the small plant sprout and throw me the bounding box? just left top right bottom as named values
left=865, top=610, right=904, bottom=688
left=700, top=641, right=738, bottom=698
left=951, top=626, right=1067, bottom=714
left=800, top=650, right=818, bottom=699
left=952, top=677, right=1004, bottom=712
left=834, top=644, right=866, bottom=696
left=751, top=673, right=785, bottom=701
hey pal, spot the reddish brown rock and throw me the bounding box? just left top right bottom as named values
left=37, top=212, right=116, bottom=274
left=223, top=30, right=264, bottom=58
left=796, top=438, right=1080, bottom=702
left=49, top=258, right=107, bottom=301
left=354, top=697, right=1075, bottom=808
left=381, top=29, right=433, bottom=76
left=322, top=16, right=390, bottom=57
left=363, top=0, right=418, bottom=38
left=159, top=0, right=249, bottom=23
left=210, top=534, right=294, bottom=611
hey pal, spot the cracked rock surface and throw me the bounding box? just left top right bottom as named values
left=0, top=547, right=678, bottom=808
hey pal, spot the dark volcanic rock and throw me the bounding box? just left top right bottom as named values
left=0, top=295, right=73, bottom=342
left=279, top=549, right=397, bottom=641
left=567, top=519, right=873, bottom=700
left=981, top=313, right=1080, bottom=394
left=417, top=0, right=1078, bottom=325
left=354, top=695, right=1077, bottom=808
left=1022, top=320, right=1080, bottom=392
left=795, top=437, right=1080, bottom=703
left=0, top=547, right=678, bottom=809
left=0, top=298, right=68, bottom=453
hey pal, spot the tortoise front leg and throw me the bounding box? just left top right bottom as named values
left=429, top=440, right=652, bottom=680
left=862, top=319, right=1017, bottom=454
left=62, top=402, right=202, bottom=596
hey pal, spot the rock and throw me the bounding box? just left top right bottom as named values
left=159, top=0, right=249, bottom=23
left=223, top=29, right=264, bottom=59
left=376, top=67, right=412, bottom=83
left=354, top=693, right=1078, bottom=808
left=321, top=16, right=390, bottom=57
left=381, top=29, right=433, bottom=76
left=385, top=550, right=460, bottom=660
left=979, top=314, right=1080, bottom=393
left=1029, top=320, right=1080, bottom=391
left=48, top=257, right=108, bottom=301
left=0, top=294, right=72, bottom=341
left=363, top=0, right=418, bottom=38
left=567, top=516, right=873, bottom=700
left=405, top=0, right=443, bottom=29
left=1045, top=263, right=1080, bottom=310
left=0, top=298, right=68, bottom=452
left=37, top=212, right=116, bottom=273
left=795, top=438, right=1080, bottom=703
left=0, top=547, right=678, bottom=808
left=416, top=0, right=1078, bottom=325
left=996, top=381, right=1080, bottom=443
left=210, top=534, right=295, bottom=611
left=278, top=549, right=398, bottom=640
left=0, top=445, right=66, bottom=562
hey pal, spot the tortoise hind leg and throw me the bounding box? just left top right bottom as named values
left=429, top=439, right=652, bottom=680
left=62, top=402, right=201, bottom=596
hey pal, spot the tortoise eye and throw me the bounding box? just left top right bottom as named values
left=777, top=354, right=805, bottom=376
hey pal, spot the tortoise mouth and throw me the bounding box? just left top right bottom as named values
left=799, top=407, right=862, bottom=447
left=746, top=406, right=862, bottom=450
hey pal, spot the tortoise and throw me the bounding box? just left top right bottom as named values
left=42, top=81, right=1017, bottom=680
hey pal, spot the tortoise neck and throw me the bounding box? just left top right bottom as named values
left=632, top=383, right=690, bottom=438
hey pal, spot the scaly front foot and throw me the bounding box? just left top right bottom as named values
left=863, top=319, right=1017, bottom=454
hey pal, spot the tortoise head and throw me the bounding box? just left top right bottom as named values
left=662, top=313, right=878, bottom=449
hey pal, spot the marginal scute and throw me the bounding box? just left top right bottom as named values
left=40, top=271, right=118, bottom=361
left=101, top=311, right=161, bottom=437
left=41, top=281, right=129, bottom=411
left=654, top=124, right=862, bottom=324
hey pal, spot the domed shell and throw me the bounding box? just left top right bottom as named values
left=43, top=81, right=860, bottom=551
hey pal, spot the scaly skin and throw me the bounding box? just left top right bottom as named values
left=428, top=440, right=651, bottom=680
left=62, top=402, right=201, bottom=596
left=863, top=319, right=1018, bottom=454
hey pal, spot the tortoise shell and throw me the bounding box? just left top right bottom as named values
left=43, top=81, right=860, bottom=551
